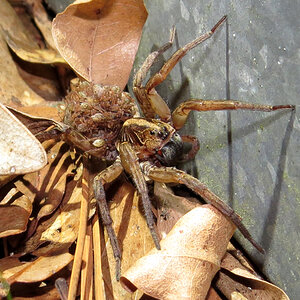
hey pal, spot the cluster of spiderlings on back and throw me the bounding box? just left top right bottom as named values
left=62, top=79, right=137, bottom=160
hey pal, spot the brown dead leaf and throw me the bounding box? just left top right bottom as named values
left=26, top=0, right=59, bottom=50
left=0, top=194, right=32, bottom=238
left=12, top=284, right=61, bottom=300
left=15, top=58, right=64, bottom=102
left=0, top=0, right=64, bottom=64
left=216, top=252, right=290, bottom=300
left=0, top=34, right=45, bottom=106
left=14, top=140, right=71, bottom=202
left=22, top=177, right=82, bottom=256
left=101, top=179, right=154, bottom=300
left=0, top=252, right=73, bottom=284
left=121, top=205, right=236, bottom=300
left=52, top=0, right=147, bottom=89
left=0, top=205, right=30, bottom=238
left=16, top=105, right=62, bottom=122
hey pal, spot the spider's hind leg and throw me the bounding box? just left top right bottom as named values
left=141, top=162, right=265, bottom=254
left=93, top=159, right=124, bottom=280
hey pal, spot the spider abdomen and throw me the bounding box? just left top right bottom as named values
left=63, top=79, right=136, bottom=160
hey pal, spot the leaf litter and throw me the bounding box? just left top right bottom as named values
left=0, top=0, right=291, bottom=299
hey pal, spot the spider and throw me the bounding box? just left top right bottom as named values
left=27, top=15, right=294, bottom=280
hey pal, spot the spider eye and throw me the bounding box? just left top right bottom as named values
left=150, top=130, right=156, bottom=135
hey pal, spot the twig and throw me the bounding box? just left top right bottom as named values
left=68, top=155, right=90, bottom=300
left=92, top=212, right=105, bottom=300
left=81, top=222, right=94, bottom=299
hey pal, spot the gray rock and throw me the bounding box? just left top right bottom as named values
left=129, top=0, right=300, bottom=298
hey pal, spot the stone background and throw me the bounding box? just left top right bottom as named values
left=129, top=1, right=299, bottom=299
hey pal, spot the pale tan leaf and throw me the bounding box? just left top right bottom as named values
left=154, top=182, right=200, bottom=239
left=121, top=205, right=236, bottom=300
left=0, top=103, right=47, bottom=175
left=0, top=0, right=65, bottom=64
left=52, top=0, right=147, bottom=89
left=1, top=253, right=73, bottom=284
left=16, top=105, right=62, bottom=121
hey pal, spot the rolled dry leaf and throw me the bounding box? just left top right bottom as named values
left=216, top=252, right=290, bottom=300
left=121, top=204, right=236, bottom=300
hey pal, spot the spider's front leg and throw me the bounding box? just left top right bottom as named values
left=118, top=141, right=161, bottom=250
left=93, top=159, right=124, bottom=280
left=133, top=16, right=227, bottom=122
left=172, top=99, right=295, bottom=130
left=140, top=161, right=265, bottom=254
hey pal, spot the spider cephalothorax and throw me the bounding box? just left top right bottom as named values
left=120, top=118, right=183, bottom=165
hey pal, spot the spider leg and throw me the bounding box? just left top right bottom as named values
left=119, top=142, right=161, bottom=250
left=141, top=161, right=265, bottom=253
left=180, top=135, right=200, bottom=162
left=133, top=26, right=176, bottom=120
left=93, top=159, right=124, bottom=280
left=133, top=16, right=227, bottom=122
left=172, top=99, right=295, bottom=130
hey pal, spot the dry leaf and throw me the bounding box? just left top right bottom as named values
left=0, top=0, right=64, bottom=64
left=52, top=0, right=147, bottom=89
left=13, top=140, right=67, bottom=202
left=12, top=284, right=62, bottom=300
left=154, top=182, right=200, bottom=239
left=121, top=205, right=236, bottom=300
left=0, top=35, right=45, bottom=106
left=0, top=194, right=32, bottom=238
left=1, top=252, right=73, bottom=284
left=0, top=103, right=47, bottom=175
left=16, top=105, right=62, bottom=121
left=101, top=179, right=154, bottom=299
left=21, top=175, right=82, bottom=256
left=15, top=58, right=64, bottom=102
left=26, top=0, right=59, bottom=50
left=216, top=252, right=290, bottom=300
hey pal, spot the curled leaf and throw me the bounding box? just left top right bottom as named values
left=121, top=205, right=236, bottom=300
left=52, top=0, right=148, bottom=89
left=216, top=252, right=290, bottom=300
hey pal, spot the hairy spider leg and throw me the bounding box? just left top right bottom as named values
left=93, top=159, right=124, bottom=280
left=141, top=161, right=265, bottom=253
left=180, top=135, right=200, bottom=162
left=133, top=26, right=176, bottom=120
left=172, top=99, right=295, bottom=130
left=119, top=142, right=161, bottom=250
left=133, top=16, right=227, bottom=122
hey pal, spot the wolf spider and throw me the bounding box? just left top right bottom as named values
left=37, top=15, right=293, bottom=280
